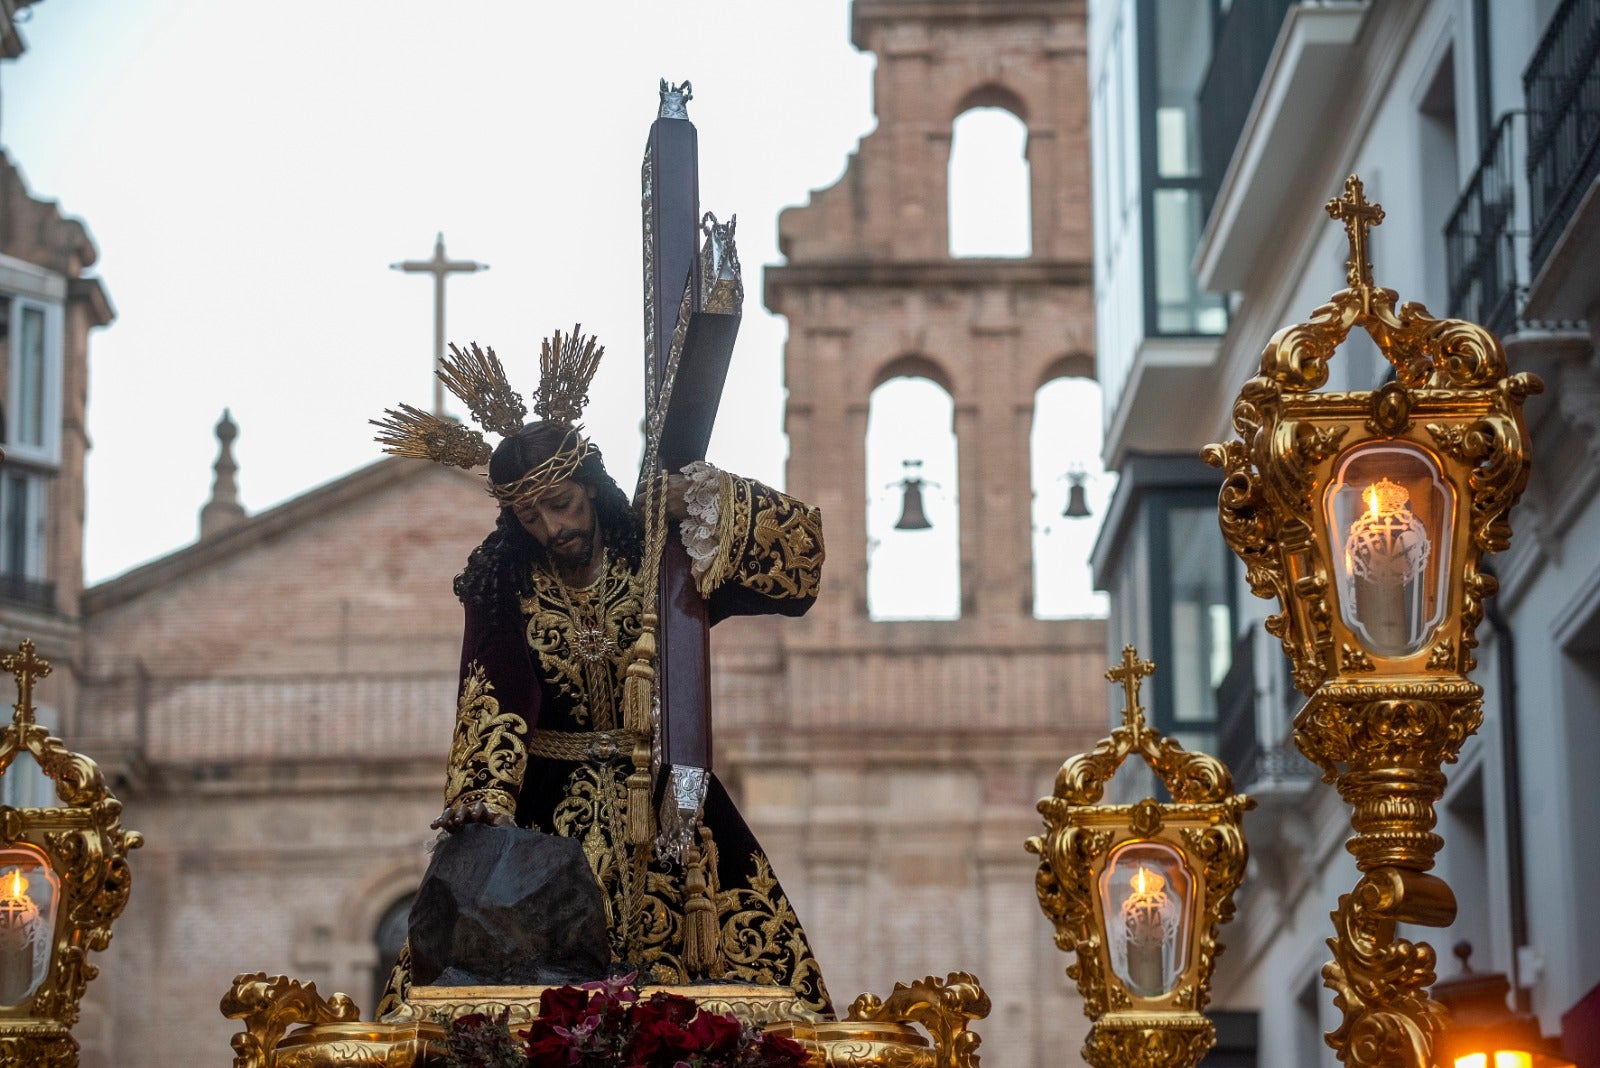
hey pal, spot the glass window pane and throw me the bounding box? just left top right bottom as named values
left=1152, top=188, right=1228, bottom=336
left=1167, top=505, right=1230, bottom=724
left=16, top=307, right=46, bottom=449
left=1153, top=0, right=1214, bottom=179
left=3, top=474, right=28, bottom=579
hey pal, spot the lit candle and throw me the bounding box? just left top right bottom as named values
left=1119, top=865, right=1175, bottom=996
left=0, top=868, right=40, bottom=1006
left=1343, top=478, right=1431, bottom=654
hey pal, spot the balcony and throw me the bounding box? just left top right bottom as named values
left=0, top=572, right=56, bottom=612
left=1193, top=2, right=1369, bottom=292
left=1445, top=112, right=1528, bottom=338
left=1198, top=0, right=1297, bottom=219
left=1213, top=630, right=1318, bottom=797
left=1522, top=0, right=1600, bottom=320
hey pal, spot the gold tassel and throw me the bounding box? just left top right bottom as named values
left=682, top=825, right=724, bottom=978
left=623, top=615, right=657, bottom=846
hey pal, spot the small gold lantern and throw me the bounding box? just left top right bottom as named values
left=1203, top=176, right=1542, bottom=1068
left=1028, top=647, right=1253, bottom=1068
left=0, top=640, right=142, bottom=1066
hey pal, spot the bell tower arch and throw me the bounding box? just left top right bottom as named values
left=754, top=6, right=1105, bottom=1065
left=767, top=0, right=1096, bottom=627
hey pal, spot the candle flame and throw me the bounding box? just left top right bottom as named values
left=1364, top=484, right=1380, bottom=519
left=4, top=869, right=26, bottom=902
left=1130, top=865, right=1164, bottom=896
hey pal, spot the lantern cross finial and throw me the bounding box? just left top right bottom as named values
left=1326, top=174, right=1385, bottom=291
left=1, top=640, right=50, bottom=728
left=1106, top=645, right=1155, bottom=734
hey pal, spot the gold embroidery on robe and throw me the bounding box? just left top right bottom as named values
left=696, top=475, right=824, bottom=601
left=443, top=662, right=525, bottom=817
left=521, top=556, right=644, bottom=729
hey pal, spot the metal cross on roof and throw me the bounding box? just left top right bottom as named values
left=391, top=232, right=489, bottom=416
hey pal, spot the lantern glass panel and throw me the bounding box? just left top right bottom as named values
left=0, top=844, right=57, bottom=1007
left=1324, top=442, right=1454, bottom=658
left=1099, top=840, right=1194, bottom=998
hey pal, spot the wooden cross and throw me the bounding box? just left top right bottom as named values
left=1106, top=645, right=1155, bottom=733
left=1325, top=174, right=1385, bottom=291
left=390, top=232, right=489, bottom=416
left=2, top=639, right=51, bottom=727
left=638, top=80, right=743, bottom=779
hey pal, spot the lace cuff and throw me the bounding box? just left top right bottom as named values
left=679, top=460, right=734, bottom=593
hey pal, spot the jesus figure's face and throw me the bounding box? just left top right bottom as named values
left=513, top=479, right=600, bottom=576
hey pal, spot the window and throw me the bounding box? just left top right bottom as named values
left=866, top=374, right=961, bottom=620
left=0, top=293, right=60, bottom=607
left=1032, top=375, right=1114, bottom=618
left=948, top=107, right=1032, bottom=257
left=1139, top=0, right=1228, bottom=336
left=3, top=295, right=62, bottom=465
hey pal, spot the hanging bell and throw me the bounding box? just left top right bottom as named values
left=1062, top=473, right=1091, bottom=519
left=895, top=479, right=932, bottom=530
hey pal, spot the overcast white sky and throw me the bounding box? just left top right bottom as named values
left=4, top=0, right=1106, bottom=616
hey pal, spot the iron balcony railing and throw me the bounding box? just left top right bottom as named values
left=0, top=572, right=55, bottom=611
left=1525, top=0, right=1600, bottom=277
left=1197, top=0, right=1297, bottom=219
left=1213, top=629, right=1318, bottom=789
left=1446, top=111, right=1528, bottom=338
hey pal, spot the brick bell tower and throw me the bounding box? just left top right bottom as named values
left=767, top=0, right=1096, bottom=630
left=752, top=4, right=1104, bottom=1066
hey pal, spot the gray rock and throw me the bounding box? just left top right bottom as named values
left=408, top=824, right=609, bottom=987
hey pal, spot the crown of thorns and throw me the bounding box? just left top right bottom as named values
left=371, top=326, right=604, bottom=507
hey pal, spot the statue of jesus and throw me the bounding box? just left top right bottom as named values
left=372, top=329, right=830, bottom=1017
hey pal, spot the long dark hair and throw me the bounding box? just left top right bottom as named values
left=454, top=423, right=645, bottom=617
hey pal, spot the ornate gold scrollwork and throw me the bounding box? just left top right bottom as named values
left=0, top=641, right=143, bottom=1067
left=845, top=972, right=991, bottom=1068
left=1204, top=177, right=1542, bottom=1067
left=1031, top=649, right=1253, bottom=1068
left=220, top=972, right=361, bottom=1068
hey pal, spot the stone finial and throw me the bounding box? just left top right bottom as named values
left=199, top=408, right=247, bottom=539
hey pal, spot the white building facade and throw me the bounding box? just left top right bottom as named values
left=1087, top=0, right=1599, bottom=1063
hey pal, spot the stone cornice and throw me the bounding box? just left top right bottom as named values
left=764, top=258, right=1091, bottom=302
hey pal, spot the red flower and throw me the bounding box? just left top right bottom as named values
left=684, top=1011, right=742, bottom=1057
left=747, top=1030, right=810, bottom=1068
left=633, top=992, right=698, bottom=1028
left=626, top=1016, right=694, bottom=1065
left=524, top=1019, right=577, bottom=1068
left=539, top=985, right=594, bottom=1026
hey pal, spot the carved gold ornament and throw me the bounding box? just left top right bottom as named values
left=1202, top=176, right=1541, bottom=1068
left=0, top=640, right=143, bottom=1068
left=1028, top=647, right=1252, bottom=1068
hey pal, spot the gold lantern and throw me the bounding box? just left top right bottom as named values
left=1028, top=646, right=1253, bottom=1068
left=0, top=640, right=143, bottom=1066
left=1203, top=176, right=1542, bottom=1068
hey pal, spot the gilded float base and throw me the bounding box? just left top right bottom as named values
left=1082, top=1012, right=1214, bottom=1068
left=225, top=971, right=988, bottom=1068
left=392, top=981, right=821, bottom=1028
left=0, top=1027, right=78, bottom=1068
left=271, top=1020, right=448, bottom=1068
left=769, top=1019, right=935, bottom=1068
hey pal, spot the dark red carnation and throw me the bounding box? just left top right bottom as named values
left=633, top=992, right=698, bottom=1028
left=684, top=1011, right=742, bottom=1056
left=539, top=985, right=594, bottom=1026
left=524, top=1019, right=575, bottom=1068
left=626, top=1015, right=694, bottom=1066
left=748, top=1030, right=810, bottom=1068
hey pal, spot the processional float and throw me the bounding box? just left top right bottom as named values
left=0, top=90, right=1543, bottom=1068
